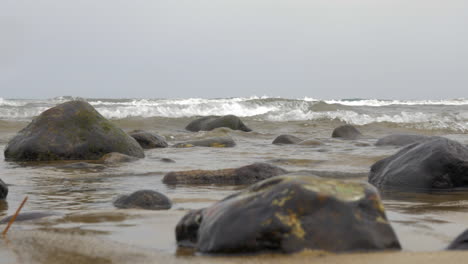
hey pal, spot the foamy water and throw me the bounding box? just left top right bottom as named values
left=1, top=96, right=468, bottom=132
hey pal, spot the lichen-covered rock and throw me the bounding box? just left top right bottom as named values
left=0, top=179, right=8, bottom=200
left=186, top=115, right=252, bottom=132
left=113, top=190, right=171, bottom=210
left=375, top=134, right=432, bottom=147
left=272, top=135, right=303, bottom=145
left=129, top=130, right=168, bottom=149
left=172, top=137, right=236, bottom=148
left=163, top=163, right=287, bottom=185
left=176, top=174, right=400, bottom=253
left=4, top=101, right=144, bottom=161
left=99, top=152, right=138, bottom=164
left=369, top=137, right=468, bottom=190
left=332, top=125, right=362, bottom=140
left=448, top=229, right=468, bottom=250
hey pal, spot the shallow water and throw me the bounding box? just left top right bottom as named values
left=1, top=97, right=468, bottom=263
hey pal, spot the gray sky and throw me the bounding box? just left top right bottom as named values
left=1, top=0, right=467, bottom=99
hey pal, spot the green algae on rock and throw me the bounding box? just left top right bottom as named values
left=4, top=101, right=144, bottom=161
left=176, top=174, right=400, bottom=254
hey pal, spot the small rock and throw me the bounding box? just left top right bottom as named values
left=99, top=152, right=138, bottom=164
left=272, top=135, right=303, bottom=145
left=172, top=137, right=236, bottom=148
left=113, top=190, right=172, bottom=210
left=448, top=229, right=468, bottom=250
left=186, top=115, right=252, bottom=132
left=332, top=125, right=362, bottom=140
left=129, top=130, right=168, bottom=149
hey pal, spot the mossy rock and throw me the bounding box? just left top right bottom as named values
left=4, top=101, right=144, bottom=161
left=176, top=174, right=400, bottom=253
left=185, top=115, right=252, bottom=132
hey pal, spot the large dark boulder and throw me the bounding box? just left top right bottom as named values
left=113, top=190, right=171, bottom=210
left=129, top=130, right=168, bottom=149
left=176, top=174, right=400, bottom=253
left=375, top=134, right=433, bottom=147
left=448, top=229, right=468, bottom=250
left=163, top=163, right=287, bottom=185
left=369, top=137, right=468, bottom=190
left=185, top=115, right=252, bottom=132
left=172, top=137, right=236, bottom=148
left=332, top=125, right=362, bottom=140
left=0, top=179, right=7, bottom=200
left=272, top=135, right=303, bottom=145
left=4, top=101, right=144, bottom=161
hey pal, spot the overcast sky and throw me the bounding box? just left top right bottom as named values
left=1, top=0, right=467, bottom=99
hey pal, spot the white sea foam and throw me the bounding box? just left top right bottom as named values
left=1, top=97, right=467, bottom=131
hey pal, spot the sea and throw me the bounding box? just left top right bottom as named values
left=1, top=96, right=468, bottom=263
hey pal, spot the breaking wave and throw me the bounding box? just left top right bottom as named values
left=1, top=97, right=467, bottom=131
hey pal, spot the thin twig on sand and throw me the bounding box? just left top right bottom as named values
left=2, top=196, right=28, bottom=237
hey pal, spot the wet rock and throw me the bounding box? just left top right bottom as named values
left=0, top=212, right=58, bottom=224
left=129, top=130, right=168, bottom=149
left=4, top=101, right=144, bottom=161
left=172, top=137, right=236, bottom=148
left=332, top=125, right=362, bottom=140
left=163, top=163, right=287, bottom=185
left=99, top=152, right=138, bottom=164
left=186, top=115, right=252, bottom=132
left=272, top=135, right=303, bottom=145
left=369, top=137, right=468, bottom=190
left=161, top=158, right=175, bottom=163
left=448, top=229, right=468, bottom=250
left=268, top=159, right=325, bottom=167
left=375, top=134, right=433, bottom=147
left=113, top=190, right=172, bottom=210
left=176, top=174, right=400, bottom=253
left=59, top=162, right=106, bottom=170
left=297, top=139, right=324, bottom=146
left=0, top=179, right=8, bottom=200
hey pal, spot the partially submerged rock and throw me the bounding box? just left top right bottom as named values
left=163, top=163, right=287, bottom=185
left=129, top=130, right=168, bottom=149
left=369, top=137, right=468, bottom=190
left=448, top=229, right=468, bottom=250
left=172, top=137, right=236, bottom=148
left=4, top=101, right=144, bottom=161
left=99, top=152, right=138, bottom=164
left=272, top=135, right=303, bottom=145
left=375, top=134, right=432, bottom=147
left=176, top=174, right=400, bottom=253
left=332, top=125, right=362, bottom=140
left=0, top=212, right=58, bottom=224
left=0, top=179, right=8, bottom=200
left=297, top=139, right=324, bottom=146
left=186, top=115, right=252, bottom=132
left=113, top=190, right=172, bottom=210
left=59, top=162, right=106, bottom=170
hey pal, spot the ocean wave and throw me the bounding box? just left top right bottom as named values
left=0, top=97, right=467, bottom=131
